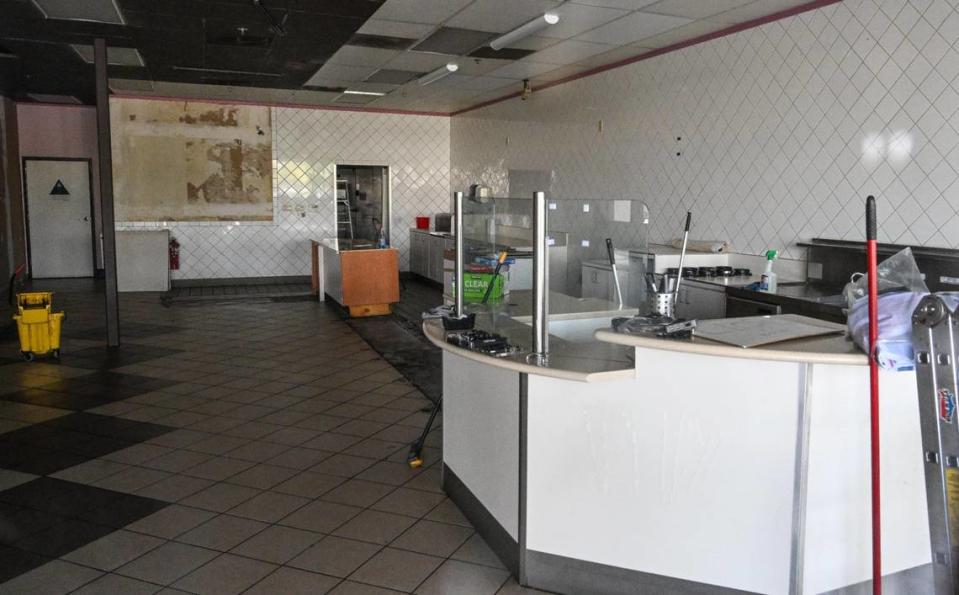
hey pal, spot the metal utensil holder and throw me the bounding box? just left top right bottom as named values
left=651, top=292, right=675, bottom=318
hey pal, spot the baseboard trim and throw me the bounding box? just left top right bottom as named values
left=525, top=550, right=760, bottom=595
left=171, top=275, right=310, bottom=288
left=442, top=463, right=519, bottom=576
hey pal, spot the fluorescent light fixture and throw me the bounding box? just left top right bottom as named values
left=418, top=63, right=458, bottom=86
left=490, top=13, right=559, bottom=51
left=343, top=89, right=387, bottom=96
left=171, top=66, right=283, bottom=77
left=27, top=93, right=81, bottom=104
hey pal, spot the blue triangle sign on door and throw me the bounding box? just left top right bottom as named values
left=50, top=179, right=70, bottom=196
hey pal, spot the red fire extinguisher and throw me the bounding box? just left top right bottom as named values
left=169, top=237, right=180, bottom=270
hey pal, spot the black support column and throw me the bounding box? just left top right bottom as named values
left=94, top=38, right=120, bottom=347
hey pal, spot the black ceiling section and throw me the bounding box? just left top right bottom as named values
left=0, top=0, right=386, bottom=104
left=469, top=46, right=536, bottom=61
left=412, top=27, right=496, bottom=56
left=348, top=33, right=416, bottom=51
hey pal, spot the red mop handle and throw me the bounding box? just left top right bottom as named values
left=866, top=195, right=881, bottom=595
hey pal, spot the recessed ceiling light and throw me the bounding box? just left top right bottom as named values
left=419, top=63, right=458, bottom=86
left=30, top=0, right=125, bottom=24
left=343, top=90, right=387, bottom=96
left=490, top=13, right=559, bottom=51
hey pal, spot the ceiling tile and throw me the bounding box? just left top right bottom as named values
left=706, top=0, right=808, bottom=25
left=412, top=27, right=495, bottom=55
left=446, top=0, right=563, bottom=34
left=328, top=45, right=401, bottom=68
left=488, top=60, right=563, bottom=80
left=572, top=43, right=650, bottom=69
left=109, top=78, right=154, bottom=92
left=430, top=74, right=515, bottom=92
left=384, top=51, right=459, bottom=72
left=576, top=11, right=692, bottom=45
left=370, top=0, right=473, bottom=25
left=456, top=57, right=514, bottom=75
left=366, top=68, right=422, bottom=84
left=287, top=89, right=343, bottom=104
left=72, top=44, right=144, bottom=66
left=633, top=19, right=728, bottom=48
left=342, top=81, right=399, bottom=94
left=529, top=64, right=582, bottom=84
left=334, top=93, right=378, bottom=105
left=567, top=0, right=660, bottom=9
left=358, top=19, right=436, bottom=40
left=305, top=64, right=377, bottom=85
left=542, top=3, right=630, bottom=39
left=643, top=0, right=754, bottom=20
left=32, top=0, right=124, bottom=24
left=504, top=35, right=563, bottom=52
left=527, top=39, right=614, bottom=65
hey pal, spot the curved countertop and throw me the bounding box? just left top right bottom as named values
left=424, top=320, right=636, bottom=383
left=423, top=291, right=637, bottom=383
left=595, top=326, right=868, bottom=366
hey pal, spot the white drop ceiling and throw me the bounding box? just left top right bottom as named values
left=117, top=0, right=823, bottom=114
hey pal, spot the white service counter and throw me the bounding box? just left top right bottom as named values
left=427, top=313, right=931, bottom=595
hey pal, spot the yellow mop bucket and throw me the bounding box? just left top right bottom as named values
left=13, top=292, right=64, bottom=361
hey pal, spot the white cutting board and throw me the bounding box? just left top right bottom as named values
left=694, top=314, right=845, bottom=348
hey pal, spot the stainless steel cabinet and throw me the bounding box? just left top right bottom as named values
left=428, top=235, right=446, bottom=283
left=582, top=264, right=611, bottom=301
left=675, top=280, right=726, bottom=320
left=410, top=231, right=430, bottom=278
left=409, top=230, right=448, bottom=283
left=581, top=263, right=629, bottom=304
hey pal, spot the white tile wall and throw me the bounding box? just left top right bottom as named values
left=451, top=0, right=959, bottom=261
left=119, top=108, right=450, bottom=279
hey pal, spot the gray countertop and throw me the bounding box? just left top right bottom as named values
left=423, top=290, right=638, bottom=382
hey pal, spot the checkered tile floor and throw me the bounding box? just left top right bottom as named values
left=0, top=282, right=543, bottom=594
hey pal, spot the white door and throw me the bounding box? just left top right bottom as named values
left=25, top=159, right=94, bottom=278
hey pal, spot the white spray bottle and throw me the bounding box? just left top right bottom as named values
left=759, top=250, right=778, bottom=293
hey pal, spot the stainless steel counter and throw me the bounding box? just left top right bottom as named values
left=423, top=290, right=637, bottom=382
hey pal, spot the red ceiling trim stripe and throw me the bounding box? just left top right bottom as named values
left=451, top=0, right=842, bottom=117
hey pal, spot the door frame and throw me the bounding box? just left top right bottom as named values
left=21, top=156, right=97, bottom=278
left=332, top=163, right=392, bottom=245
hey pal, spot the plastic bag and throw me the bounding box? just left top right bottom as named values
left=843, top=247, right=928, bottom=309
left=848, top=291, right=927, bottom=370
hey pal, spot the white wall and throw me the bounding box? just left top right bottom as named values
left=451, top=0, right=959, bottom=261
left=119, top=105, right=450, bottom=279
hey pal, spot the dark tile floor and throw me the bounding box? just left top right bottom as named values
left=0, top=280, right=542, bottom=594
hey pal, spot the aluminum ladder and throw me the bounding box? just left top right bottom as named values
left=912, top=294, right=959, bottom=594
left=336, top=180, right=354, bottom=241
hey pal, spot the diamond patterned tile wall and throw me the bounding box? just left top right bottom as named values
left=119, top=109, right=450, bottom=279
left=451, top=0, right=959, bottom=260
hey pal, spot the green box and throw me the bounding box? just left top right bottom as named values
left=462, top=273, right=504, bottom=302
